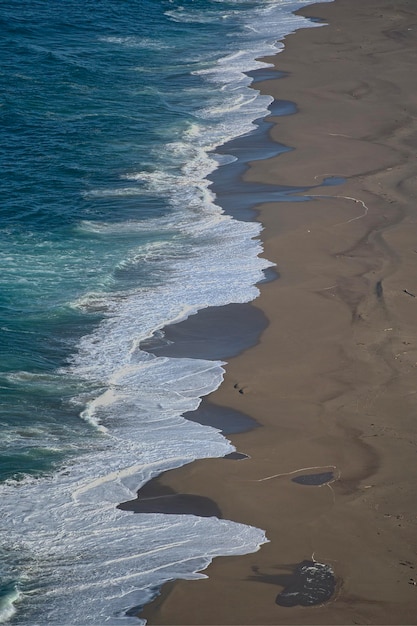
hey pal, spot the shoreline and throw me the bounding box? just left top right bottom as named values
left=142, top=0, right=417, bottom=624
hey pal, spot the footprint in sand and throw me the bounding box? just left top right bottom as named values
left=233, top=382, right=247, bottom=395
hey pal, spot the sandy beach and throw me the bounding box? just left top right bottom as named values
left=140, top=0, right=417, bottom=623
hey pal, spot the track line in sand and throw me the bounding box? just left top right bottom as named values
left=254, top=465, right=340, bottom=486
left=308, top=194, right=370, bottom=226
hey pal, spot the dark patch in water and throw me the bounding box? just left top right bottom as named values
left=292, top=471, right=334, bottom=486
left=126, top=605, right=143, bottom=617
left=118, top=494, right=221, bottom=517
left=268, top=99, right=297, bottom=117
left=376, top=280, right=383, bottom=299
left=184, top=400, right=259, bottom=435
left=224, top=452, right=249, bottom=461
left=304, top=15, right=327, bottom=24
left=118, top=481, right=222, bottom=518
left=126, top=586, right=161, bottom=618
left=259, top=266, right=280, bottom=284
left=140, top=303, right=268, bottom=361
left=321, top=176, right=346, bottom=187
left=247, top=68, right=288, bottom=84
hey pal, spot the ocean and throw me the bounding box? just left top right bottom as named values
left=0, top=1, right=330, bottom=623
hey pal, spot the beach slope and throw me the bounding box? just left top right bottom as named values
left=143, top=0, right=417, bottom=623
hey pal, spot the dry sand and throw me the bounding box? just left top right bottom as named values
left=142, top=0, right=417, bottom=623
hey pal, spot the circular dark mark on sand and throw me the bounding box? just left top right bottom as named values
left=276, top=560, right=336, bottom=607
left=292, top=471, right=334, bottom=486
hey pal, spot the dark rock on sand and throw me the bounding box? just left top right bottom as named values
left=275, top=560, right=336, bottom=607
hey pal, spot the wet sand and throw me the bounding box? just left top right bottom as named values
left=142, top=0, right=417, bottom=623
left=140, top=303, right=269, bottom=361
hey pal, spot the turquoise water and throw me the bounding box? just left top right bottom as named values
left=0, top=1, right=330, bottom=623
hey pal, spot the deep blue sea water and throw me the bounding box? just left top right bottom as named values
left=0, top=1, right=330, bottom=623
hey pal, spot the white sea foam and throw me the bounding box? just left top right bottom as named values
left=0, top=400, right=267, bottom=624
left=83, top=187, right=146, bottom=198
left=1, top=220, right=270, bottom=618
left=0, top=588, right=21, bottom=624
left=99, top=36, right=171, bottom=50
left=164, top=9, right=230, bottom=24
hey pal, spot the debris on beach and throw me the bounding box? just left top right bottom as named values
left=275, top=560, right=336, bottom=607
